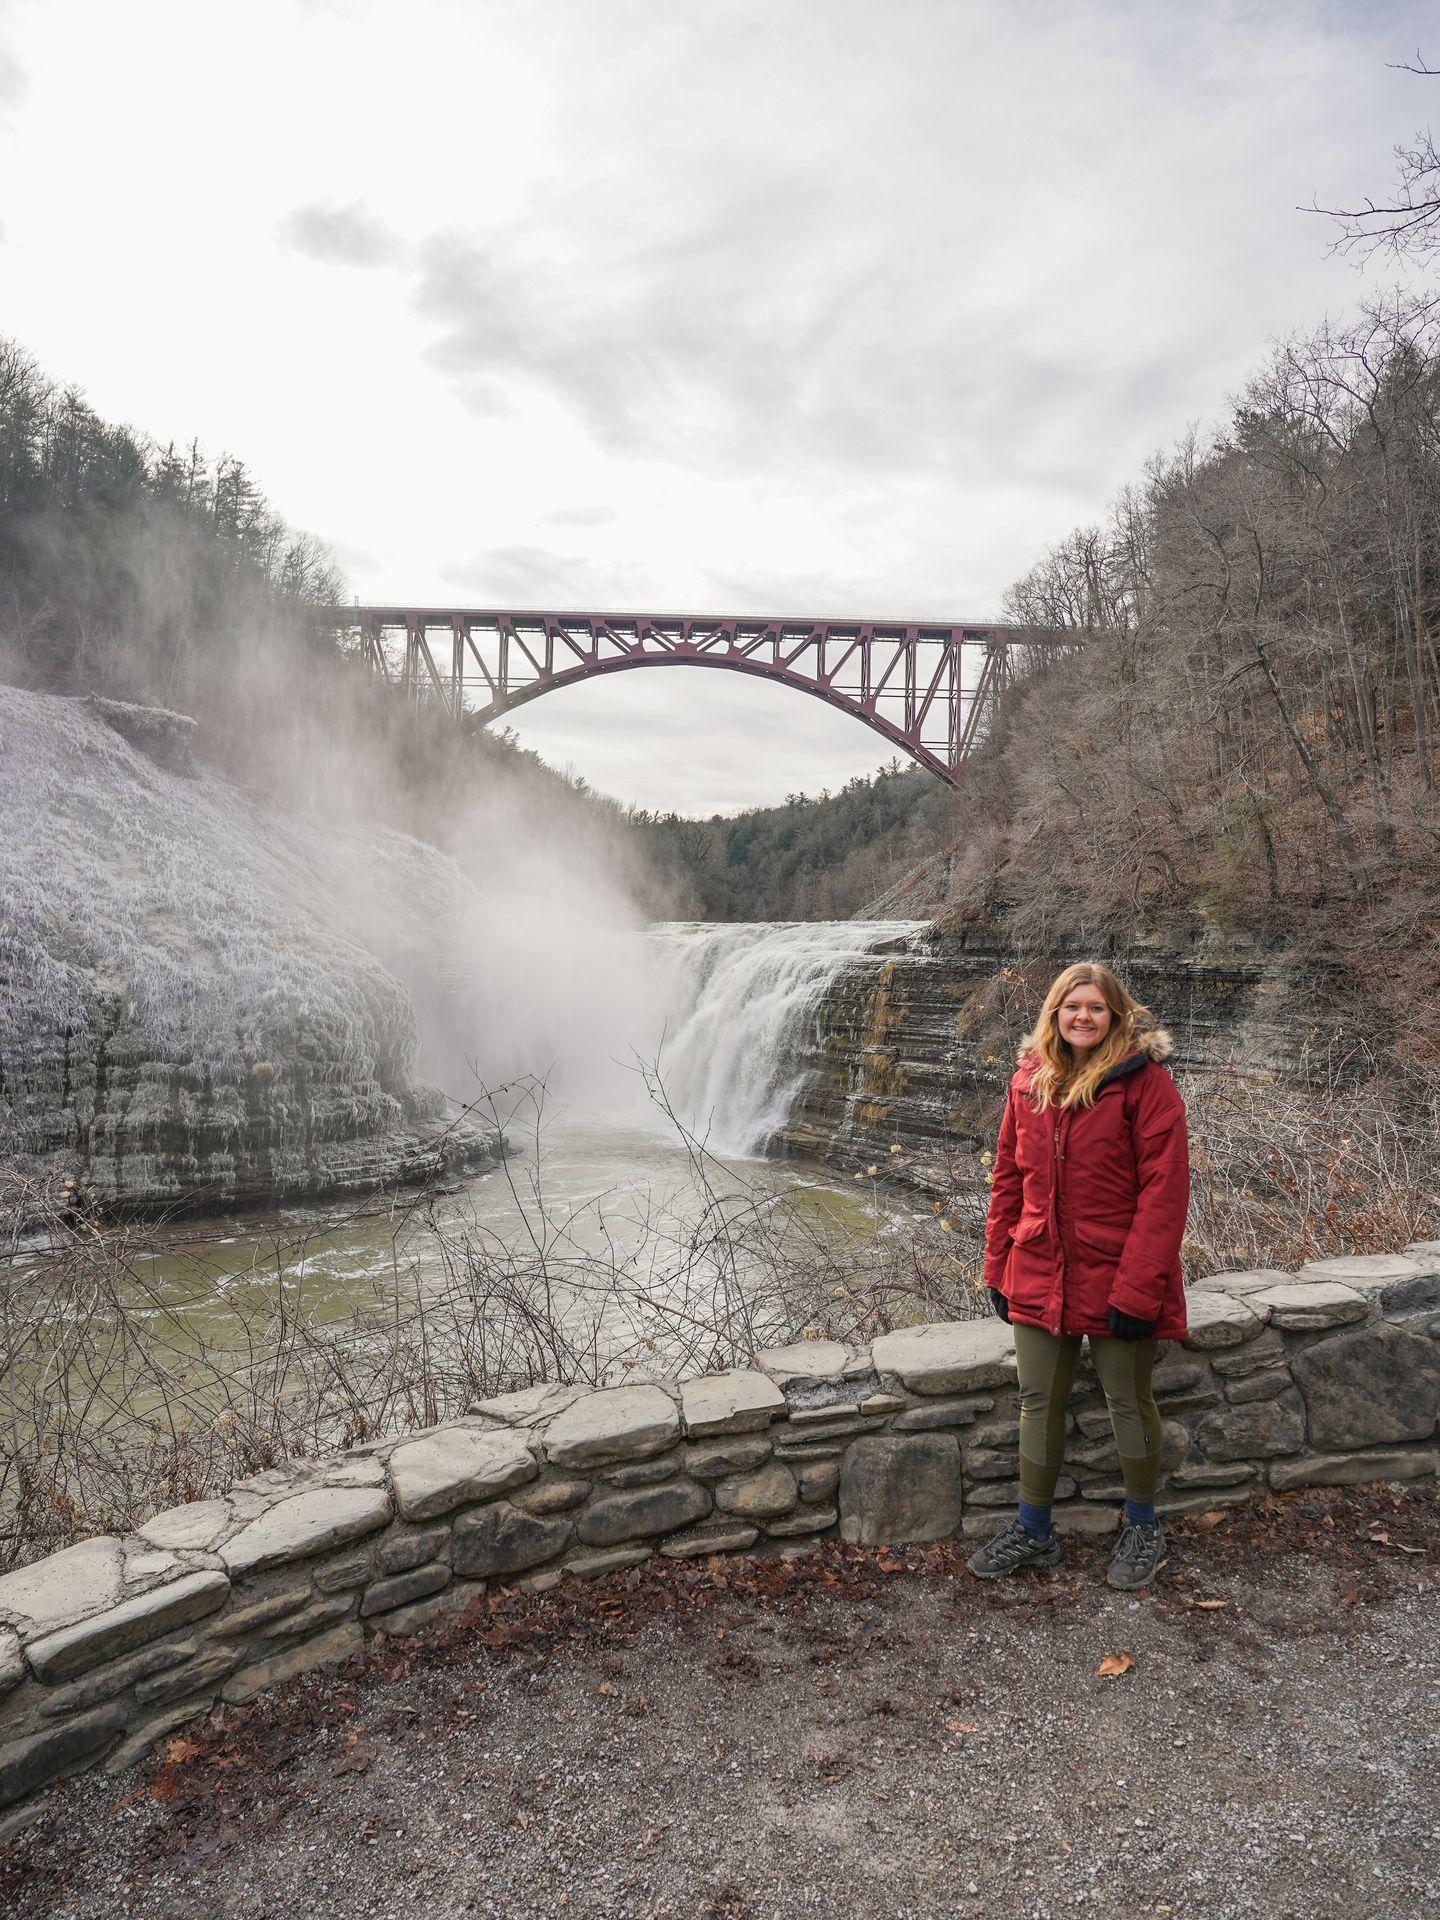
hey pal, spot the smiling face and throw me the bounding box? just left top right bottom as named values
left=1056, top=982, right=1113, bottom=1057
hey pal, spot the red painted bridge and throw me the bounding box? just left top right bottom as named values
left=310, top=606, right=1073, bottom=787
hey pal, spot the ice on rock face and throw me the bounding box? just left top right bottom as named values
left=0, top=687, right=496, bottom=1208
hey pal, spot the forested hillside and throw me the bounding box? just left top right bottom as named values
left=636, top=290, right=1440, bottom=1058
left=0, top=339, right=659, bottom=897
left=628, top=760, right=956, bottom=920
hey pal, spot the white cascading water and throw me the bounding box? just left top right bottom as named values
left=643, top=921, right=924, bottom=1158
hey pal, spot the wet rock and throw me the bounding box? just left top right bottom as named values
left=515, top=1477, right=593, bottom=1513
left=543, top=1386, right=680, bottom=1470
left=103, top=1699, right=212, bottom=1777
left=1210, top=1330, right=1289, bottom=1378
left=1224, top=1368, right=1296, bottom=1405
left=761, top=1507, right=838, bottom=1537
left=1268, top=1449, right=1437, bottom=1491
left=221, top=1622, right=363, bottom=1706
left=388, top=1427, right=536, bottom=1521
left=220, top=1490, right=391, bottom=1577
left=683, top=1437, right=773, bottom=1480
left=1169, top=1462, right=1258, bottom=1488
left=259, top=1596, right=354, bottom=1641
left=376, top=1525, right=450, bottom=1576
left=359, top=1563, right=450, bottom=1620
left=1194, top=1390, right=1307, bottom=1460
left=562, top=1546, right=654, bottom=1579
left=0, top=1706, right=126, bottom=1808
left=797, top=1461, right=840, bottom=1503
left=838, top=1434, right=963, bottom=1545
left=1292, top=1324, right=1440, bottom=1450
left=133, top=1646, right=244, bottom=1707
left=25, top=1572, right=230, bottom=1684
left=451, top=1502, right=572, bottom=1579
left=576, top=1480, right=711, bottom=1546
left=659, top=1525, right=760, bottom=1558
left=713, top=1463, right=798, bottom=1519
left=208, top=1581, right=313, bottom=1637
left=603, top=1458, right=687, bottom=1489
left=39, top=1641, right=196, bottom=1717
left=311, top=1553, right=373, bottom=1594
left=369, top=1580, right=484, bottom=1637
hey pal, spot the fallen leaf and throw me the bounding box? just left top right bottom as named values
left=1186, top=1598, right=1228, bottom=1611
left=1096, top=1651, right=1135, bottom=1678
left=161, top=1736, right=200, bottom=1765
left=1195, top=1511, right=1230, bottom=1529
left=596, top=1680, right=616, bottom=1696
left=946, top=1720, right=981, bottom=1733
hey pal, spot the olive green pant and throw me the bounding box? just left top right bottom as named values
left=1012, top=1322, right=1163, bottom=1506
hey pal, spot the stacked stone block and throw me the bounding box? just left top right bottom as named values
left=2, top=1244, right=1437, bottom=1821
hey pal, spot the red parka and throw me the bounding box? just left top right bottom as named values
left=983, top=1028, right=1189, bottom=1341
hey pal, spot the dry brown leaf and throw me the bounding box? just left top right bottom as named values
left=161, top=1736, right=200, bottom=1765
left=1187, top=1598, right=1228, bottom=1611
left=596, top=1680, right=616, bottom=1696
left=1096, top=1650, right=1135, bottom=1678
left=1195, top=1511, right=1230, bottom=1529
left=946, top=1720, right=981, bottom=1733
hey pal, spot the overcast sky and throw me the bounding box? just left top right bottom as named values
left=0, top=0, right=1430, bottom=812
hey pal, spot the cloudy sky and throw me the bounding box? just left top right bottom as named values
left=0, top=0, right=1430, bottom=811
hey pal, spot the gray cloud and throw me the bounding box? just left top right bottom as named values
left=279, top=199, right=404, bottom=269
left=0, top=37, right=25, bottom=114
left=440, top=544, right=658, bottom=608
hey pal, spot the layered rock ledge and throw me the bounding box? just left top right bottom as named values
left=2, top=1243, right=1437, bottom=1818
left=0, top=687, right=500, bottom=1212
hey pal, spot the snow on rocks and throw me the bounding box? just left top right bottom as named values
left=0, top=685, right=499, bottom=1211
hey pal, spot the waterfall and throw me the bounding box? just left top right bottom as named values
left=645, top=920, right=924, bottom=1158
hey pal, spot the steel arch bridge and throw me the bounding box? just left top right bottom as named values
left=310, top=606, right=1072, bottom=787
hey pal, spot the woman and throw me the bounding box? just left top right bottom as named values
left=966, top=962, right=1189, bottom=1591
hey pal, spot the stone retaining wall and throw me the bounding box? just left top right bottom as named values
left=3, top=1245, right=1438, bottom=1820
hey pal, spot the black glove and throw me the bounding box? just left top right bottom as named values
left=1107, top=1305, right=1156, bottom=1341
left=987, top=1287, right=1011, bottom=1324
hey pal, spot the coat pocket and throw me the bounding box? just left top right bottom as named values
left=1073, top=1218, right=1130, bottom=1257
left=1013, top=1210, right=1050, bottom=1245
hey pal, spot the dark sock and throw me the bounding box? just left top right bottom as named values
left=1125, top=1497, right=1157, bottom=1527
left=1017, top=1498, right=1051, bottom=1540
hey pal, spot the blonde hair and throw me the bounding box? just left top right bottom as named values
left=1018, top=962, right=1158, bottom=1112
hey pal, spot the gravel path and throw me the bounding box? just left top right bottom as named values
left=4, top=1486, right=1438, bottom=1920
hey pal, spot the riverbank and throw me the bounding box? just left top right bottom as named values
left=4, top=1482, right=1435, bottom=1919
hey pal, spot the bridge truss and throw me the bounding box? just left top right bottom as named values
left=312, top=606, right=1070, bottom=787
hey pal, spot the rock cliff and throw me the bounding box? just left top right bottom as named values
left=773, top=912, right=1340, bottom=1193
left=0, top=687, right=499, bottom=1212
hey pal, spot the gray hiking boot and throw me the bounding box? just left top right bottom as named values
left=966, top=1516, right=1063, bottom=1579
left=1107, top=1520, right=1167, bottom=1590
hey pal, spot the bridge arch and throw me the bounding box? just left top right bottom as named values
left=313, top=607, right=1070, bottom=787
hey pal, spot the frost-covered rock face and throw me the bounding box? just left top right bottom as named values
left=0, top=687, right=497, bottom=1209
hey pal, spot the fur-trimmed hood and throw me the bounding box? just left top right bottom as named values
left=1013, top=1023, right=1175, bottom=1077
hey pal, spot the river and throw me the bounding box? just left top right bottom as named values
left=6, top=920, right=930, bottom=1436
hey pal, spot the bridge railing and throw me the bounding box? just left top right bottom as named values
left=308, top=606, right=1078, bottom=786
